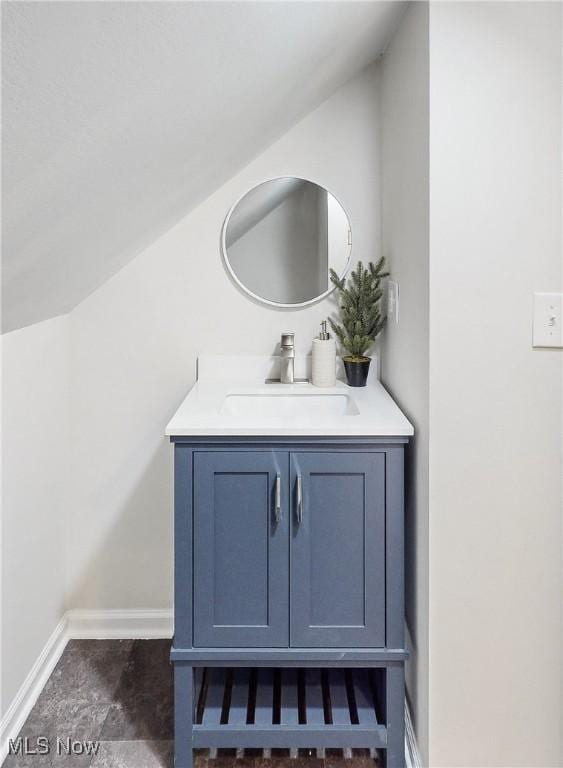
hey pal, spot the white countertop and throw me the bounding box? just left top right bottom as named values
left=165, top=355, right=413, bottom=438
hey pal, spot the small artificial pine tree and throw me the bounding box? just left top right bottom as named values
left=328, top=257, right=389, bottom=361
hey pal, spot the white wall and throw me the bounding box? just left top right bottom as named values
left=1, top=315, right=69, bottom=714
left=3, top=1, right=404, bottom=333
left=428, top=3, right=562, bottom=765
left=379, top=3, right=429, bottom=763
left=67, top=63, right=382, bottom=610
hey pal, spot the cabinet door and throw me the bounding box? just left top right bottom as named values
left=290, top=452, right=385, bottom=647
left=193, top=451, right=289, bottom=647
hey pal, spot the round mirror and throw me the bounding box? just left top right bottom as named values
left=222, top=177, right=352, bottom=307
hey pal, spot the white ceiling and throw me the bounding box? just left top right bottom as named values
left=2, top=1, right=404, bottom=332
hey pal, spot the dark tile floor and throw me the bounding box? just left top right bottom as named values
left=3, top=640, right=377, bottom=768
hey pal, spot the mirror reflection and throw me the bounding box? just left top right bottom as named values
left=222, top=177, right=351, bottom=307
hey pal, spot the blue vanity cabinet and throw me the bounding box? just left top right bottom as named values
left=193, top=451, right=289, bottom=647
left=171, top=438, right=408, bottom=768
left=290, top=452, right=386, bottom=648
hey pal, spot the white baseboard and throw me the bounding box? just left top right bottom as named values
left=0, top=614, right=68, bottom=765
left=66, top=609, right=173, bottom=639
left=0, top=609, right=173, bottom=763
left=405, top=700, right=423, bottom=768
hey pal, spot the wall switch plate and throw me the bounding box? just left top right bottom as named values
left=387, top=280, right=399, bottom=324
left=532, top=292, right=563, bottom=347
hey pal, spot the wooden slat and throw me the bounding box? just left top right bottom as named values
left=255, top=668, right=274, bottom=726
left=297, top=669, right=306, bottom=726
left=229, top=668, right=250, bottom=725
left=281, top=669, right=299, bottom=725
left=192, top=724, right=388, bottom=749
left=282, top=668, right=299, bottom=757
left=328, top=669, right=351, bottom=725
left=202, top=668, right=225, bottom=726
left=195, top=666, right=389, bottom=755
left=195, top=667, right=207, bottom=725
left=195, top=667, right=204, bottom=701
left=370, top=668, right=386, bottom=724
left=352, top=670, right=378, bottom=726
left=305, top=669, right=325, bottom=726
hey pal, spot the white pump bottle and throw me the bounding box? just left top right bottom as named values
left=312, top=321, right=336, bottom=387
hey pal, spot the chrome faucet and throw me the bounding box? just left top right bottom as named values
left=264, top=333, right=309, bottom=384
left=279, top=332, right=295, bottom=384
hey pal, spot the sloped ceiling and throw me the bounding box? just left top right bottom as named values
left=2, top=1, right=405, bottom=332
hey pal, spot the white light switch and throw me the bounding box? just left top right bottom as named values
left=387, top=280, right=399, bottom=324
left=533, top=292, right=563, bottom=347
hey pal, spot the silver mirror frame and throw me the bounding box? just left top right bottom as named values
left=221, top=176, right=352, bottom=309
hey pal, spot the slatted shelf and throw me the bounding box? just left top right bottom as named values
left=191, top=667, right=387, bottom=750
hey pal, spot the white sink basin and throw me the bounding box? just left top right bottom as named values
left=220, top=392, right=360, bottom=419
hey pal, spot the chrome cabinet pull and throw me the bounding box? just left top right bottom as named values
left=275, top=473, right=282, bottom=523
left=296, top=474, right=303, bottom=524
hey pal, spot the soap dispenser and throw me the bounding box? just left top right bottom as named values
left=312, top=321, right=336, bottom=387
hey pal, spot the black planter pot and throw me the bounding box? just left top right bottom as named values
left=343, top=357, right=371, bottom=387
